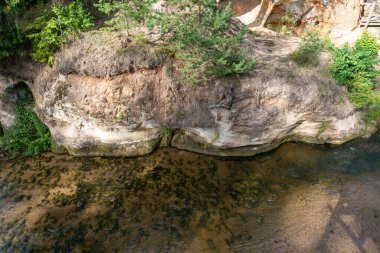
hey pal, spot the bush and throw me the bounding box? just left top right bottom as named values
left=0, top=18, right=24, bottom=59
left=27, top=0, right=93, bottom=65
left=330, top=32, right=380, bottom=123
left=95, top=0, right=156, bottom=32
left=331, top=33, right=379, bottom=86
left=0, top=106, right=52, bottom=158
left=347, top=73, right=375, bottom=107
left=96, top=0, right=256, bottom=84
left=27, top=13, right=62, bottom=65
left=167, top=5, right=256, bottom=83
left=367, top=102, right=380, bottom=124
left=291, top=30, right=332, bottom=67
left=354, top=31, right=379, bottom=59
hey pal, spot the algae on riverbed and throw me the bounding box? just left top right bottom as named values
left=0, top=132, right=379, bottom=252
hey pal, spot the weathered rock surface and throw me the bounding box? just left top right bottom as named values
left=0, top=75, right=20, bottom=129
left=0, top=30, right=375, bottom=157
left=230, top=0, right=363, bottom=35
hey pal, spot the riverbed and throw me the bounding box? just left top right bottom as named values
left=0, top=132, right=379, bottom=252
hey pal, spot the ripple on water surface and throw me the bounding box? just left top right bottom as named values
left=0, top=132, right=379, bottom=252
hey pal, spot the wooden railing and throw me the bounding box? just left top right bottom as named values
left=361, top=0, right=379, bottom=28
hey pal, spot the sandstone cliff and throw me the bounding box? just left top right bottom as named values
left=231, top=0, right=363, bottom=35
left=0, top=30, right=375, bottom=157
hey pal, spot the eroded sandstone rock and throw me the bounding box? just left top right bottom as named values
left=231, top=0, right=363, bottom=34
left=0, top=30, right=375, bottom=157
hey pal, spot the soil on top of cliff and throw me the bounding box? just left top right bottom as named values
left=54, top=31, right=166, bottom=78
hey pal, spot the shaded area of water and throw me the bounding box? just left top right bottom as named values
left=0, top=132, right=379, bottom=252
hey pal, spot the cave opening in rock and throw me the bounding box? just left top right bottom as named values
left=0, top=81, right=35, bottom=132
left=5, top=81, right=34, bottom=107
left=0, top=81, right=52, bottom=157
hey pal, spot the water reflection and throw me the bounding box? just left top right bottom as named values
left=0, top=132, right=379, bottom=252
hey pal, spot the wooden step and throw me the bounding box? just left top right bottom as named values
left=361, top=19, right=380, bottom=22
left=361, top=20, right=380, bottom=23
left=360, top=19, right=380, bottom=22
left=361, top=17, right=380, bottom=21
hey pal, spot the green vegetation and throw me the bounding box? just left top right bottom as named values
left=367, top=102, right=380, bottom=124
left=94, top=0, right=156, bottom=33
left=96, top=0, right=256, bottom=84
left=316, top=121, right=330, bottom=138
left=1, top=0, right=255, bottom=82
left=0, top=103, right=52, bottom=158
left=162, top=127, right=172, bottom=139
left=330, top=31, right=379, bottom=123
left=346, top=73, right=376, bottom=107
left=0, top=0, right=93, bottom=64
left=276, top=7, right=296, bottom=37
left=0, top=0, right=255, bottom=84
left=211, top=131, right=220, bottom=144
left=27, top=1, right=93, bottom=65
left=331, top=45, right=378, bottom=87
left=292, top=30, right=380, bottom=124
left=0, top=0, right=25, bottom=59
left=1, top=1, right=378, bottom=159
left=0, top=106, right=51, bottom=157
left=354, top=31, right=379, bottom=58
left=1, top=0, right=256, bottom=82
left=291, top=30, right=332, bottom=67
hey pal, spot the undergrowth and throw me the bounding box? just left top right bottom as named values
left=27, top=0, right=93, bottom=65
left=96, top=0, right=256, bottom=84
left=291, top=30, right=333, bottom=67
left=366, top=102, right=380, bottom=124
left=330, top=31, right=379, bottom=124
left=0, top=102, right=52, bottom=158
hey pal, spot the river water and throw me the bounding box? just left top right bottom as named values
left=0, top=132, right=379, bottom=252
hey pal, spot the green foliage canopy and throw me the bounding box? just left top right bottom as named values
left=330, top=31, right=379, bottom=123
left=354, top=31, right=379, bottom=59
left=331, top=43, right=378, bottom=86
left=27, top=0, right=93, bottom=65
left=346, top=73, right=376, bottom=107
left=0, top=0, right=25, bottom=59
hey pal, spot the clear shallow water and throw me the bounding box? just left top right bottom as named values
left=0, top=132, right=379, bottom=252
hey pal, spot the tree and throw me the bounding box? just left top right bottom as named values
left=27, top=0, right=94, bottom=65
left=0, top=0, right=25, bottom=59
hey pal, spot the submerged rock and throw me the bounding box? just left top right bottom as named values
left=0, top=30, right=375, bottom=157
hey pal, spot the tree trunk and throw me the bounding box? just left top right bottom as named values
left=260, top=1, right=275, bottom=27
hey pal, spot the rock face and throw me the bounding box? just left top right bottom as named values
left=0, top=75, right=21, bottom=129
left=0, top=31, right=374, bottom=157
left=230, top=0, right=363, bottom=34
